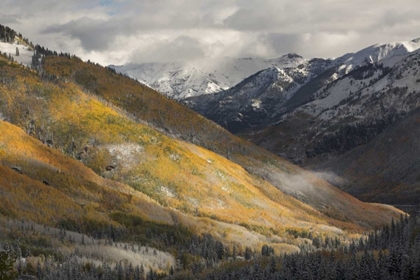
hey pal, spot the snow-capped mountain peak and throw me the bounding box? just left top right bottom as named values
left=111, top=54, right=307, bottom=100
left=338, top=39, right=420, bottom=73
left=411, top=37, right=420, bottom=44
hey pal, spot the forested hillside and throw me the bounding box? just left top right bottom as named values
left=0, top=24, right=404, bottom=279
left=198, top=213, right=420, bottom=280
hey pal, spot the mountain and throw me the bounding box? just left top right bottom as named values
left=111, top=53, right=305, bottom=100
left=250, top=41, right=420, bottom=163
left=112, top=39, right=420, bottom=135
left=337, top=40, right=420, bottom=74
left=183, top=39, right=420, bottom=134
left=0, top=23, right=412, bottom=279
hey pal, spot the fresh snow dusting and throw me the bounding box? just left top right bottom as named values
left=339, top=40, right=420, bottom=73
left=159, top=186, right=176, bottom=198
left=251, top=99, right=262, bottom=109
left=281, top=39, right=420, bottom=122
left=0, top=41, right=33, bottom=67
left=106, top=143, right=143, bottom=168
left=283, top=41, right=420, bottom=129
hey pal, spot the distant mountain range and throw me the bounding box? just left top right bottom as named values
left=110, top=53, right=305, bottom=100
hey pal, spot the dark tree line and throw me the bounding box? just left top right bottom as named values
left=33, top=44, right=75, bottom=58
left=0, top=24, right=18, bottom=43
left=1, top=218, right=242, bottom=280
left=0, top=24, right=32, bottom=46
left=197, top=214, right=420, bottom=280
left=24, top=256, right=160, bottom=280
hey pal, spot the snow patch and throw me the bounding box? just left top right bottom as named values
left=0, top=41, right=33, bottom=67
left=106, top=143, right=143, bottom=167
left=221, top=185, right=231, bottom=193
left=159, top=186, right=176, bottom=198
left=169, top=153, right=181, bottom=162
left=251, top=99, right=262, bottom=109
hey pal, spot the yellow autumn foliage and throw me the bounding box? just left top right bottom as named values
left=0, top=54, right=403, bottom=251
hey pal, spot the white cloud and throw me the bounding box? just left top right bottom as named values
left=2, top=0, right=420, bottom=65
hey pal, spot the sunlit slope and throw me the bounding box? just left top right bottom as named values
left=0, top=58, right=328, bottom=233
left=39, top=56, right=403, bottom=229
left=0, top=121, right=287, bottom=254
left=0, top=120, right=175, bottom=225
left=0, top=120, right=329, bottom=253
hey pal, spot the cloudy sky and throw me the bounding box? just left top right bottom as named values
left=2, top=0, right=420, bottom=65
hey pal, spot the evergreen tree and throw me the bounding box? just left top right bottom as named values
left=0, top=251, right=17, bottom=280
left=216, top=241, right=225, bottom=260
left=37, top=259, right=43, bottom=279
left=244, top=247, right=253, bottom=260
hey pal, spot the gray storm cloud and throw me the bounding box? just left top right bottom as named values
left=42, top=17, right=137, bottom=51
left=129, top=36, right=207, bottom=63
left=2, top=0, right=420, bottom=65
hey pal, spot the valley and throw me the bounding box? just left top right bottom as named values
left=116, top=38, right=420, bottom=208
left=0, top=23, right=418, bottom=279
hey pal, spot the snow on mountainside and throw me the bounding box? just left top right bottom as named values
left=182, top=38, right=420, bottom=137
left=111, top=54, right=306, bottom=99
left=183, top=57, right=336, bottom=132
left=289, top=47, right=420, bottom=125
left=0, top=41, right=33, bottom=66
left=113, top=39, right=420, bottom=103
